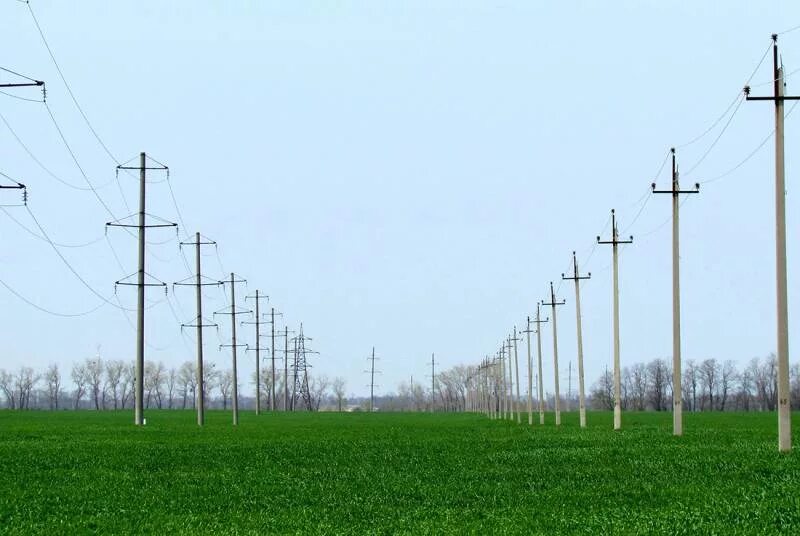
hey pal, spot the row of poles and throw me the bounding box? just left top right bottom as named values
left=471, top=35, right=795, bottom=453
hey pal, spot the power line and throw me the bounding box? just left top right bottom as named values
left=0, top=275, right=105, bottom=317
left=0, top=206, right=104, bottom=248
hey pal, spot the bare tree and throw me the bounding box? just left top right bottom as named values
left=178, top=361, right=196, bottom=409
left=308, top=374, right=330, bottom=411
left=44, top=364, right=62, bottom=410
left=647, top=359, right=669, bottom=411
left=790, top=362, right=800, bottom=409
left=718, top=360, right=738, bottom=411
left=683, top=360, right=699, bottom=412
left=332, top=377, right=347, bottom=411
left=120, top=361, right=135, bottom=409
left=144, top=361, right=166, bottom=409
left=737, top=367, right=754, bottom=411
left=750, top=355, right=777, bottom=411
left=630, top=363, right=648, bottom=410
left=0, top=369, right=17, bottom=409
left=14, top=367, right=37, bottom=410
left=218, top=369, right=233, bottom=410
left=589, top=367, right=614, bottom=410
left=85, top=357, right=104, bottom=410
left=166, top=367, right=178, bottom=409
left=105, top=360, right=124, bottom=410
left=71, top=362, right=89, bottom=410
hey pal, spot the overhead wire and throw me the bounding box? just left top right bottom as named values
left=0, top=276, right=106, bottom=317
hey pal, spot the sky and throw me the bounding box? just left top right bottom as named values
left=1, top=1, right=800, bottom=400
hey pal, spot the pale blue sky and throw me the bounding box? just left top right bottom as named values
left=1, top=1, right=799, bottom=398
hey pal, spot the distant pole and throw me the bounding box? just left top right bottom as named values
left=505, top=337, right=514, bottom=421
left=271, top=308, right=276, bottom=411
left=284, top=326, right=289, bottom=410
left=598, top=209, right=633, bottom=430
left=430, top=353, right=436, bottom=413
left=512, top=327, right=522, bottom=424
left=174, top=233, right=220, bottom=426
left=366, top=347, right=380, bottom=412
left=652, top=148, right=699, bottom=436
left=562, top=252, right=591, bottom=427
left=230, top=274, right=239, bottom=424
left=534, top=304, right=549, bottom=425
left=522, top=317, right=534, bottom=425
left=215, top=273, right=249, bottom=425
left=255, top=291, right=261, bottom=414
left=567, top=361, right=572, bottom=413
left=542, top=282, right=565, bottom=426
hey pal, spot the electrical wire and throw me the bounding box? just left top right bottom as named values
left=25, top=204, right=136, bottom=312
left=0, top=206, right=105, bottom=248
left=0, top=276, right=105, bottom=317
left=0, top=89, right=43, bottom=103
left=0, top=111, right=110, bottom=191
left=682, top=93, right=745, bottom=178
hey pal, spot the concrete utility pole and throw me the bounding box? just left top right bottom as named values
left=500, top=345, right=509, bottom=419
left=533, top=304, right=549, bottom=424
left=744, top=34, right=798, bottom=453
left=275, top=326, right=295, bottom=411
left=652, top=148, right=699, bottom=436
left=174, top=232, right=220, bottom=426
left=562, top=251, right=591, bottom=428
left=542, top=282, right=565, bottom=425
left=215, top=273, right=250, bottom=425
left=505, top=337, right=515, bottom=421
left=511, top=328, right=522, bottom=424
left=108, top=153, right=175, bottom=426
left=365, top=347, right=381, bottom=412
left=598, top=209, right=633, bottom=430
left=430, top=353, right=436, bottom=412
left=243, top=291, right=270, bottom=414
left=521, top=317, right=535, bottom=425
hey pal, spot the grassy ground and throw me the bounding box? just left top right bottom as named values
left=0, top=410, right=798, bottom=534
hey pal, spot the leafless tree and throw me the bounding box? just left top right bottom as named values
left=308, top=374, right=330, bottom=411
left=0, top=369, right=15, bottom=409
left=85, top=357, right=104, bottom=410
left=589, top=367, right=614, bottom=410
left=15, top=367, right=37, bottom=410
left=683, top=359, right=699, bottom=412
left=218, top=369, right=233, bottom=410
left=178, top=361, right=196, bottom=409
left=144, top=361, right=166, bottom=409
left=630, top=363, right=648, bottom=410
left=71, top=362, right=89, bottom=410
left=790, top=363, right=800, bottom=409
left=718, top=360, right=738, bottom=411
left=104, top=360, right=125, bottom=410
left=166, top=367, right=178, bottom=409
left=647, top=359, right=669, bottom=411
left=332, top=377, right=347, bottom=411
left=120, top=361, right=135, bottom=409
left=737, top=368, right=754, bottom=410
left=44, top=364, right=62, bottom=410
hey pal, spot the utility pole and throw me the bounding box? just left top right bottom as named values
left=107, top=153, right=175, bottom=426
left=652, top=148, right=699, bottom=436
left=598, top=209, right=633, bottom=430
left=430, top=353, right=436, bottom=412
left=215, top=273, right=250, bottom=425
left=744, top=34, right=798, bottom=452
left=243, top=291, right=270, bottom=414
left=521, top=317, right=535, bottom=425
left=511, top=328, right=522, bottom=424
left=174, top=232, right=220, bottom=426
left=499, top=345, right=508, bottom=419
left=275, top=326, right=295, bottom=411
left=533, top=304, right=549, bottom=425
left=542, top=282, right=565, bottom=425
left=563, top=251, right=591, bottom=428
left=504, top=337, right=514, bottom=421
left=365, top=347, right=381, bottom=412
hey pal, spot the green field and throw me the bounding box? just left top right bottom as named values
left=0, top=411, right=798, bottom=534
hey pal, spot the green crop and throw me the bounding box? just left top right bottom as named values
left=0, top=411, right=798, bottom=534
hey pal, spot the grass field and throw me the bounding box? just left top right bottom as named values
left=0, top=410, right=799, bottom=534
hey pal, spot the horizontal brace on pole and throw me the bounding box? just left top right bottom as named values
left=173, top=282, right=222, bottom=287
left=179, top=240, right=216, bottom=246
left=0, top=185, right=25, bottom=189
left=115, top=282, right=166, bottom=287
left=0, top=81, right=44, bottom=88
left=745, top=96, right=800, bottom=101
left=652, top=189, right=699, bottom=195
left=181, top=324, right=218, bottom=328
left=116, top=166, right=169, bottom=170
left=107, top=223, right=177, bottom=228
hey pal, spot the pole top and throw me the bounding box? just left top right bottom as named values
left=772, top=33, right=778, bottom=42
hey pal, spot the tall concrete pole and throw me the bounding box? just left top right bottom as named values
left=653, top=149, right=699, bottom=436
left=523, top=317, right=534, bottom=425
left=512, top=327, right=521, bottom=424
left=254, top=290, right=261, bottom=415
left=506, top=338, right=514, bottom=421
left=744, top=34, right=799, bottom=452
left=598, top=209, right=633, bottom=430
left=563, top=252, right=591, bottom=428
left=535, top=304, right=548, bottom=425
left=230, top=273, right=239, bottom=425
left=543, top=282, right=565, bottom=426
left=284, top=326, right=289, bottom=411
left=500, top=347, right=507, bottom=419
left=134, top=152, right=146, bottom=426
left=195, top=232, right=204, bottom=425
left=270, top=308, right=276, bottom=412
